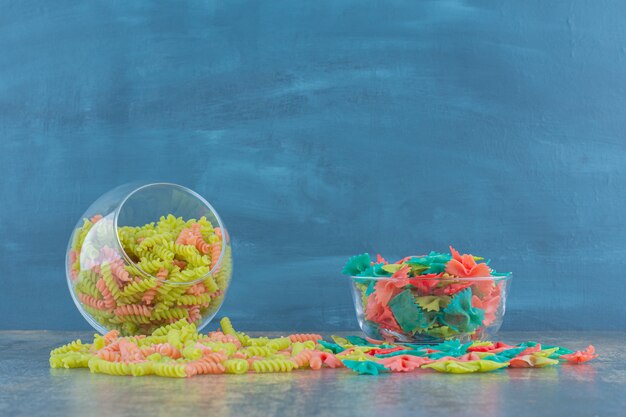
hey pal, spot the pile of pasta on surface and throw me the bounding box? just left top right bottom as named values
left=49, top=317, right=598, bottom=377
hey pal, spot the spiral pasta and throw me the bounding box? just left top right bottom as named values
left=289, top=334, right=323, bottom=343
left=290, top=349, right=315, bottom=368
left=252, top=359, right=296, bottom=373
left=68, top=215, right=232, bottom=335
left=224, top=359, right=249, bottom=374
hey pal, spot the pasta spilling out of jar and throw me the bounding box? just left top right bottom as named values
left=68, top=214, right=232, bottom=335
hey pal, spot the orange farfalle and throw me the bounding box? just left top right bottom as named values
left=432, top=352, right=482, bottom=362
left=446, top=246, right=491, bottom=278
left=471, top=292, right=501, bottom=326
left=373, top=266, right=411, bottom=305
left=561, top=346, right=598, bottom=364
left=365, top=293, right=402, bottom=332
left=379, top=355, right=432, bottom=372
left=467, top=341, right=513, bottom=353
left=407, top=273, right=442, bottom=295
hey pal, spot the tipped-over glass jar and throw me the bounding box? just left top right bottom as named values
left=66, top=183, right=232, bottom=336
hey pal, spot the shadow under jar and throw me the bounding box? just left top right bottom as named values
left=66, top=183, right=233, bottom=336
left=348, top=275, right=511, bottom=344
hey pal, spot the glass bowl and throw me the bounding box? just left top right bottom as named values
left=348, top=275, right=511, bottom=343
left=66, top=183, right=232, bottom=336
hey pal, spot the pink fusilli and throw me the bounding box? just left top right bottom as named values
left=114, top=305, right=152, bottom=317
left=78, top=293, right=108, bottom=311
left=96, top=279, right=116, bottom=310
left=288, top=334, right=323, bottom=343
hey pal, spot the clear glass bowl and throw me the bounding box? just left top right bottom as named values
left=349, top=275, right=511, bottom=343
left=66, top=183, right=232, bottom=336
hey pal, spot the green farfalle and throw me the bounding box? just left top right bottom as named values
left=317, top=340, right=345, bottom=354
left=388, top=290, right=422, bottom=333
left=440, top=288, right=485, bottom=333
left=343, top=360, right=389, bottom=375
left=407, top=252, right=452, bottom=274
left=345, top=336, right=376, bottom=346
left=389, top=290, right=438, bottom=333
left=342, top=253, right=372, bottom=276
left=493, top=347, right=526, bottom=359
left=429, top=340, right=472, bottom=359
left=356, top=262, right=389, bottom=277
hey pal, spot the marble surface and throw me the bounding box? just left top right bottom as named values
left=1, top=331, right=624, bottom=417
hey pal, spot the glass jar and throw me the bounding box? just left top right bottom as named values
left=66, top=183, right=232, bottom=336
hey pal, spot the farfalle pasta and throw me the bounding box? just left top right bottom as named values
left=68, top=214, right=232, bottom=335
left=343, top=247, right=511, bottom=343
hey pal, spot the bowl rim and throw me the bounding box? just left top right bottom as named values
left=347, top=274, right=512, bottom=281
left=114, top=182, right=229, bottom=285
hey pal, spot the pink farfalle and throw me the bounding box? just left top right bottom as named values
left=509, top=355, right=536, bottom=368
left=376, top=254, right=388, bottom=265
left=364, top=337, right=387, bottom=345
left=561, top=346, right=598, bottom=364
left=446, top=246, right=492, bottom=278
left=437, top=282, right=472, bottom=296
left=518, top=344, right=542, bottom=356
left=373, top=280, right=402, bottom=307
left=375, top=304, right=403, bottom=332
left=467, top=341, right=513, bottom=353
left=379, top=355, right=432, bottom=372
left=366, top=293, right=402, bottom=332
left=366, top=346, right=405, bottom=356
left=471, top=292, right=501, bottom=326
left=407, top=273, right=442, bottom=295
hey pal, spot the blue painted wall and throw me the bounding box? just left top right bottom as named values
left=2, top=1, right=625, bottom=331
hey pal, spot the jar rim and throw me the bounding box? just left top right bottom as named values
left=114, top=182, right=227, bottom=285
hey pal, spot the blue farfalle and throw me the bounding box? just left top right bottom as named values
left=345, top=336, right=376, bottom=346
left=480, top=354, right=511, bottom=363
left=428, top=340, right=473, bottom=359
left=343, top=360, right=389, bottom=375
left=542, top=345, right=574, bottom=356
left=365, top=280, right=377, bottom=296
left=318, top=340, right=345, bottom=354
left=440, top=288, right=485, bottom=333
left=356, top=262, right=389, bottom=277
left=407, top=251, right=452, bottom=274
left=388, top=290, right=422, bottom=333
left=342, top=253, right=372, bottom=276
left=375, top=349, right=430, bottom=359
left=494, top=347, right=527, bottom=359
